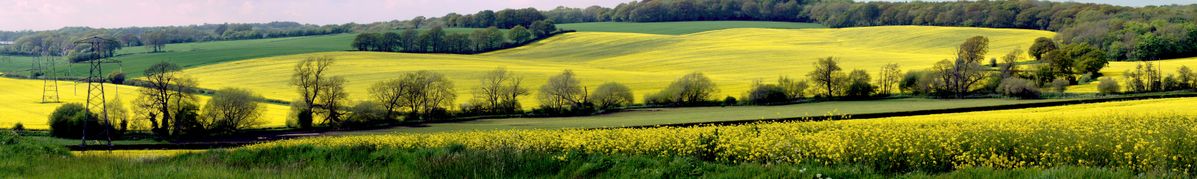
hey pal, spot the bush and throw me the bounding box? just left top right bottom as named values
left=344, top=101, right=389, bottom=128
left=11, top=123, right=24, bottom=134
left=645, top=72, right=718, bottom=106
left=1050, top=78, right=1070, bottom=93
left=998, top=78, right=1041, bottom=99
left=746, top=84, right=787, bottom=105
left=107, top=71, right=126, bottom=84
left=1098, top=77, right=1120, bottom=95
left=589, top=82, right=634, bottom=110
left=722, top=96, right=737, bottom=106
left=48, top=103, right=108, bottom=138
left=200, top=88, right=264, bottom=135
left=845, top=81, right=876, bottom=98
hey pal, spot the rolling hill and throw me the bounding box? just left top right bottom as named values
left=557, top=21, right=826, bottom=35
left=178, top=26, right=1056, bottom=107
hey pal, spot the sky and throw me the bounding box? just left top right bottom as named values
left=1, top=0, right=1195, bottom=31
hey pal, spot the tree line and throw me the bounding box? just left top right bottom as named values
left=351, top=20, right=563, bottom=54
left=1, top=22, right=353, bottom=60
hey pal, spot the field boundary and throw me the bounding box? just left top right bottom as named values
left=606, top=92, right=1197, bottom=129
left=59, top=92, right=1196, bottom=151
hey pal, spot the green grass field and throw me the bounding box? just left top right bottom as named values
left=180, top=26, right=1054, bottom=107
left=0, top=28, right=493, bottom=78
left=558, top=21, right=826, bottom=35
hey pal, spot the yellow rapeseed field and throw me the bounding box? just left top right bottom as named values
left=249, top=97, right=1197, bottom=173
left=0, top=77, right=291, bottom=129
left=181, top=26, right=1055, bottom=107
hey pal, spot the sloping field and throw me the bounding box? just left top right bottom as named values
left=181, top=26, right=1055, bottom=107
left=0, top=77, right=290, bottom=129
left=558, top=21, right=826, bottom=35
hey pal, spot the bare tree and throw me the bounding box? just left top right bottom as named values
left=473, top=67, right=529, bottom=113
left=538, top=69, right=585, bottom=109
left=877, top=63, right=902, bottom=96
left=139, top=61, right=190, bottom=136
left=370, top=79, right=407, bottom=121
left=290, top=56, right=335, bottom=129
left=318, top=76, right=349, bottom=125
left=400, top=71, right=456, bottom=121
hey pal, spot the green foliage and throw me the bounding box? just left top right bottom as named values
left=507, top=25, right=533, bottom=43
left=589, top=82, right=634, bottom=110
left=344, top=101, right=389, bottom=128
left=200, top=88, right=264, bottom=135
left=106, top=71, right=126, bottom=84
left=558, top=21, right=825, bottom=35
left=1029, top=37, right=1057, bottom=61
left=1051, top=78, right=1070, bottom=93
left=746, top=84, right=787, bottom=105
left=47, top=103, right=106, bottom=139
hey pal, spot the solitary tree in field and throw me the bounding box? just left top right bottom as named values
left=1029, top=37, right=1057, bottom=61
left=538, top=70, right=586, bottom=110
left=290, top=56, right=335, bottom=129
left=807, top=57, right=843, bottom=97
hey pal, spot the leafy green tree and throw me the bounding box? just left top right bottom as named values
left=418, top=26, right=446, bottom=52
left=200, top=88, right=264, bottom=135
left=807, top=57, right=843, bottom=97
left=508, top=25, right=533, bottom=44
left=1028, top=37, right=1057, bottom=61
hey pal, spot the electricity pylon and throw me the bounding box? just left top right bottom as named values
left=74, top=36, right=119, bottom=150
left=40, top=51, right=60, bottom=103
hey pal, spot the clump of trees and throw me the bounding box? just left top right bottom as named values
left=47, top=103, right=107, bottom=138
left=462, top=68, right=529, bottom=115
left=289, top=56, right=340, bottom=129
left=351, top=20, right=564, bottom=54
left=645, top=72, right=719, bottom=106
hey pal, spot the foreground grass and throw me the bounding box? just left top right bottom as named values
left=558, top=21, right=826, bottom=35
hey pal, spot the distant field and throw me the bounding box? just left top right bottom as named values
left=558, top=21, right=826, bottom=35
left=0, top=77, right=291, bottom=129
left=335, top=98, right=1070, bottom=134
left=180, top=26, right=1055, bottom=107
left=0, top=28, right=489, bottom=78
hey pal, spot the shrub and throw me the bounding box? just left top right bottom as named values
left=48, top=103, right=107, bottom=138
left=11, top=123, right=24, bottom=134
left=1050, top=78, right=1070, bottom=93
left=645, top=72, right=718, bottom=106
left=589, top=82, right=634, bottom=110
left=845, top=81, right=875, bottom=98
left=200, top=88, right=264, bottom=135
left=746, top=84, right=787, bottom=105
left=722, top=96, right=737, bottom=106
left=344, top=101, right=389, bottom=128
left=998, top=78, right=1041, bottom=99
left=1098, top=77, right=1121, bottom=95
left=107, top=71, right=126, bottom=84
